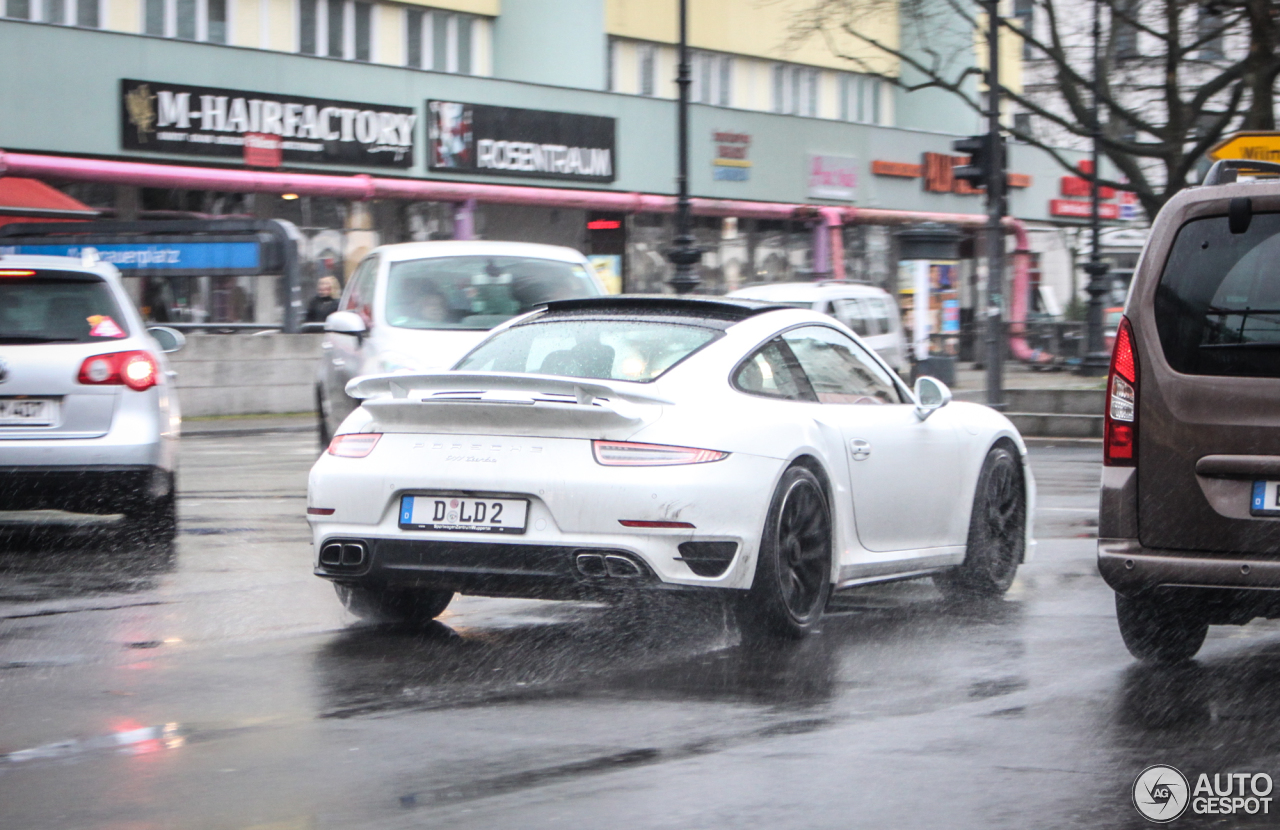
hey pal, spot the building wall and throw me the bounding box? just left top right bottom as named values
left=605, top=0, right=898, bottom=75
left=493, top=0, right=604, bottom=89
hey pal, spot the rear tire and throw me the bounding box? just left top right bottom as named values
left=739, top=466, right=832, bottom=639
left=335, top=583, right=454, bottom=625
left=934, top=444, right=1025, bottom=599
left=1116, top=592, right=1208, bottom=662
left=120, top=477, right=177, bottom=553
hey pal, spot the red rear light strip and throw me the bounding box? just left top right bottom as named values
left=1104, top=315, right=1138, bottom=467
left=307, top=507, right=336, bottom=515
left=619, top=520, right=696, bottom=528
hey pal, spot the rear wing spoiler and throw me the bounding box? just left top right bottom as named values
left=345, top=371, right=674, bottom=406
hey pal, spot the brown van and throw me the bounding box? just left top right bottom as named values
left=1100, top=159, right=1280, bottom=661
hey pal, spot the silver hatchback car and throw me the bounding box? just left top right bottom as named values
left=0, top=254, right=184, bottom=544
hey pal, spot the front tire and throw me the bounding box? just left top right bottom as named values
left=739, top=466, right=832, bottom=639
left=335, top=583, right=454, bottom=625
left=1115, top=592, right=1208, bottom=662
left=935, top=443, right=1025, bottom=599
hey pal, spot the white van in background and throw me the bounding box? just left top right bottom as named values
left=727, top=282, right=909, bottom=375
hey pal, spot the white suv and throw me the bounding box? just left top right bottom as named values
left=316, top=241, right=604, bottom=444
left=727, top=282, right=909, bottom=375
left=0, top=255, right=184, bottom=544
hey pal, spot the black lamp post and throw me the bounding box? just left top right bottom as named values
left=666, top=0, right=702, bottom=293
left=1078, top=0, right=1111, bottom=375
left=983, top=0, right=1006, bottom=407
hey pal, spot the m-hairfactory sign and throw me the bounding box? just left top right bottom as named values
left=427, top=101, right=615, bottom=182
left=120, top=79, right=416, bottom=168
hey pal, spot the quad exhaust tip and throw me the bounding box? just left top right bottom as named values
left=575, top=551, right=646, bottom=579
left=320, top=540, right=367, bottom=568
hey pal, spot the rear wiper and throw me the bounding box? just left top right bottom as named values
left=0, top=336, right=81, bottom=343
left=1199, top=342, right=1280, bottom=349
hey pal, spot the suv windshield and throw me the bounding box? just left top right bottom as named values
left=0, top=272, right=129, bottom=344
left=385, top=256, right=599, bottom=330
left=1156, top=212, right=1280, bottom=376
left=456, top=318, right=720, bottom=382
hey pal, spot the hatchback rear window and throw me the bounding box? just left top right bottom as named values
left=1156, top=213, right=1280, bottom=377
left=456, top=318, right=719, bottom=382
left=385, top=256, right=599, bottom=331
left=0, top=272, right=129, bottom=344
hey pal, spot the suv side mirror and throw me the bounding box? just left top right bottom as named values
left=147, top=326, right=186, bottom=353
left=324, top=311, right=368, bottom=339
left=914, top=376, right=952, bottom=421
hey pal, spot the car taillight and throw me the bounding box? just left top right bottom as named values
left=1104, top=315, right=1138, bottom=467
left=327, top=433, right=381, bottom=457
left=77, top=351, right=160, bottom=391
left=592, top=440, right=728, bottom=466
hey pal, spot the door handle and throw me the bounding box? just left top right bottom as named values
left=331, top=358, right=345, bottom=367
left=321, top=342, right=333, bottom=351
left=849, top=439, right=871, bottom=461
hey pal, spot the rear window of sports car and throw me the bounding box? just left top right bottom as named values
left=455, top=318, right=721, bottom=382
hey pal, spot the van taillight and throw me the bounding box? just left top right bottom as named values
left=1105, top=315, right=1137, bottom=467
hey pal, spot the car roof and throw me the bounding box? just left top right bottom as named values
left=373, top=240, right=588, bottom=264
left=541, top=294, right=801, bottom=322
left=728, top=282, right=891, bottom=302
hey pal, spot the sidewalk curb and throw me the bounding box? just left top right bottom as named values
left=181, top=422, right=315, bottom=438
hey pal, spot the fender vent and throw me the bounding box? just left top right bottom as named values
left=676, top=542, right=738, bottom=577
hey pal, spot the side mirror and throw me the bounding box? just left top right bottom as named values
left=914, top=376, right=952, bottom=421
left=147, top=326, right=186, bottom=353
left=324, top=311, right=368, bottom=338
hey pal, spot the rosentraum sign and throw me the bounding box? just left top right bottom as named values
left=121, top=79, right=416, bottom=168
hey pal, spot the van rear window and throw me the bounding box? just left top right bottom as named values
left=1155, top=213, right=1280, bottom=377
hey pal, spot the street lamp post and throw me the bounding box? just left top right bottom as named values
left=666, top=0, right=702, bottom=293
left=1079, top=0, right=1111, bottom=375
left=984, top=0, right=1006, bottom=407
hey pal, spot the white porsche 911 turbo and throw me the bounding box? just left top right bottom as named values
left=307, top=295, right=1034, bottom=637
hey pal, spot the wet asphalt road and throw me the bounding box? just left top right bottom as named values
left=3, top=434, right=1280, bottom=829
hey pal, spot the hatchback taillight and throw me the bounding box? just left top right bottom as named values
left=1104, top=315, right=1138, bottom=467
left=77, top=350, right=160, bottom=391
left=327, top=433, right=381, bottom=458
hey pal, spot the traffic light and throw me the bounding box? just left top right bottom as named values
left=952, top=134, right=1002, bottom=188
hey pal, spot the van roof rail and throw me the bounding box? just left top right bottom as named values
left=1202, top=159, right=1280, bottom=186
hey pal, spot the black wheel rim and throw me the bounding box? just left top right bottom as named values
left=982, top=457, right=1023, bottom=579
left=775, top=479, right=830, bottom=619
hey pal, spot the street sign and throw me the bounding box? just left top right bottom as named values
left=1208, top=131, right=1280, bottom=163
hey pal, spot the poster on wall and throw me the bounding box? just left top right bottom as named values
left=120, top=79, right=416, bottom=168
left=427, top=100, right=616, bottom=183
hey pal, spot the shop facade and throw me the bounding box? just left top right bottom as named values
left=0, top=14, right=1122, bottom=345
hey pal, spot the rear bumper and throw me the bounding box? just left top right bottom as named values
left=313, top=537, right=692, bottom=601
left=1099, top=538, right=1280, bottom=595
left=0, top=465, right=171, bottom=514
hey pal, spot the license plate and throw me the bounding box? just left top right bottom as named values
left=1251, top=481, right=1280, bottom=516
left=399, top=495, right=529, bottom=534
left=0, top=398, right=58, bottom=427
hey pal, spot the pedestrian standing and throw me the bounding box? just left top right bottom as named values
left=306, top=276, right=341, bottom=323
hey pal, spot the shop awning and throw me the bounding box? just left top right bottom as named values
left=0, top=177, right=100, bottom=224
